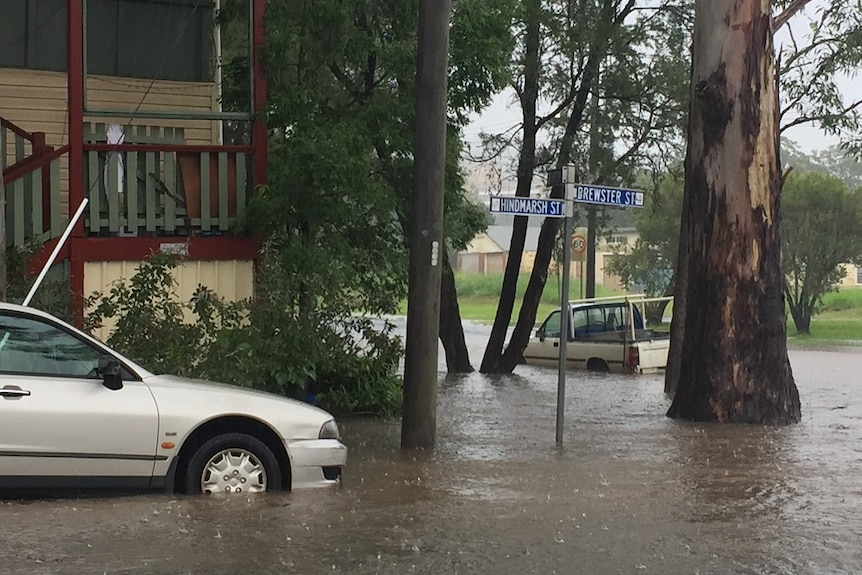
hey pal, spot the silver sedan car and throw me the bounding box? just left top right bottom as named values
left=0, top=303, right=347, bottom=494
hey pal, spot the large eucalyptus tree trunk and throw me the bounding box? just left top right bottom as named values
left=667, top=0, right=801, bottom=424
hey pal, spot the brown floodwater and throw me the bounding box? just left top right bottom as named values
left=1, top=332, right=861, bottom=575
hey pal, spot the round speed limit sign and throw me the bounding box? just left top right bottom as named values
left=571, top=234, right=587, bottom=254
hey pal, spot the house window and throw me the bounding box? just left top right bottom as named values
left=0, top=0, right=214, bottom=82
left=607, top=235, right=628, bottom=246
left=857, top=267, right=862, bottom=285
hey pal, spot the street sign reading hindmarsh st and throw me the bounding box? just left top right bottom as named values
left=489, top=196, right=566, bottom=218
left=571, top=184, right=645, bottom=208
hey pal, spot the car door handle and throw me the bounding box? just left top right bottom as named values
left=553, top=342, right=559, bottom=348
left=0, top=385, right=31, bottom=399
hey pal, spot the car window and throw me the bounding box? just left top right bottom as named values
left=541, top=311, right=561, bottom=338
left=0, top=313, right=102, bottom=378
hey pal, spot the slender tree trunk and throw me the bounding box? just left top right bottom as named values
left=493, top=66, right=607, bottom=371
left=402, top=0, right=450, bottom=449
left=479, top=0, right=540, bottom=374
left=499, top=210, right=562, bottom=371
left=439, top=250, right=473, bottom=372
left=788, top=302, right=811, bottom=335
left=485, top=0, right=627, bottom=374
left=667, top=0, right=801, bottom=424
left=373, top=140, right=473, bottom=374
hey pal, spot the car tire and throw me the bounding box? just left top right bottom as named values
left=184, top=433, right=282, bottom=494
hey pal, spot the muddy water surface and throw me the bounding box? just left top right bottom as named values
left=1, top=342, right=861, bottom=575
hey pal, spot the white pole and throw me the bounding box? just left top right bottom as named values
left=23, top=197, right=89, bottom=307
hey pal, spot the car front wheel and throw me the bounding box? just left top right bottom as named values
left=184, top=433, right=282, bottom=494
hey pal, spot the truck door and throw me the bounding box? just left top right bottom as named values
left=531, top=310, right=563, bottom=360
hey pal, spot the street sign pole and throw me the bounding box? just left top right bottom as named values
left=504, top=168, right=644, bottom=445
left=556, top=179, right=575, bottom=445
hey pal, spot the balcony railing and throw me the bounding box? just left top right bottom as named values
left=2, top=117, right=43, bottom=171
left=2, top=118, right=66, bottom=247
left=82, top=123, right=252, bottom=236
left=2, top=120, right=253, bottom=248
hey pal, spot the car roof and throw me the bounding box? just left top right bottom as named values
left=0, top=301, right=60, bottom=318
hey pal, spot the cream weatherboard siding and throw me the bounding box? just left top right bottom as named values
left=0, top=67, right=219, bottom=217
left=84, top=259, right=255, bottom=342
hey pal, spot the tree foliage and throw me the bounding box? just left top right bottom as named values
left=478, top=0, right=692, bottom=374
left=782, top=171, right=862, bottom=334
left=606, top=171, right=683, bottom=297
left=210, top=0, right=516, bottom=392
left=776, top=0, right=862, bottom=156
left=84, top=253, right=405, bottom=415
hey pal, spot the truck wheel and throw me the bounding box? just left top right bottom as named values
left=586, top=358, right=609, bottom=372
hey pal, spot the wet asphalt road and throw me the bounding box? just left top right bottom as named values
left=1, top=328, right=861, bottom=575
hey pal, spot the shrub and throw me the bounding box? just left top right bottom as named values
left=84, top=251, right=402, bottom=415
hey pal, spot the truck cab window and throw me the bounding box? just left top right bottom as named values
left=541, top=311, right=561, bottom=338
left=572, top=310, right=589, bottom=335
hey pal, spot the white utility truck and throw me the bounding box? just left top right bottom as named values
left=523, top=295, right=673, bottom=374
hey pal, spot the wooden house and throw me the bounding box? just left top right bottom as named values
left=0, top=0, right=267, bottom=325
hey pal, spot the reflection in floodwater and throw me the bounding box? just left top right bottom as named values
left=1, top=341, right=862, bottom=574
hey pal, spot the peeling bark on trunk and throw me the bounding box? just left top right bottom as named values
left=439, top=250, right=474, bottom=372
left=667, top=0, right=801, bottom=424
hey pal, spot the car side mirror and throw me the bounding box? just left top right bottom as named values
left=98, top=357, right=123, bottom=391
left=536, top=329, right=545, bottom=342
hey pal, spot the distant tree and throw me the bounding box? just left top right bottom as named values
left=606, top=172, right=683, bottom=298
left=782, top=138, right=862, bottom=189
left=782, top=172, right=862, bottom=334
left=813, top=146, right=862, bottom=189
left=781, top=137, right=824, bottom=174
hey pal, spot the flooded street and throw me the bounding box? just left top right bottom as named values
left=2, top=326, right=861, bottom=574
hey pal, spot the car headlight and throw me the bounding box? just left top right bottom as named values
left=319, top=419, right=340, bottom=440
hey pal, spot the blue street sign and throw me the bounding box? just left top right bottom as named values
left=489, top=196, right=566, bottom=218
left=571, top=184, right=645, bottom=208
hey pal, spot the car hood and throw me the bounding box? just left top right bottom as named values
left=141, top=374, right=336, bottom=438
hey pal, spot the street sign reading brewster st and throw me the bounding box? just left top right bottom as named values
left=489, top=196, right=566, bottom=218
left=572, top=184, right=645, bottom=208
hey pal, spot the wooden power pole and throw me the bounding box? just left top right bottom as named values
left=401, top=0, right=451, bottom=449
left=0, top=168, right=6, bottom=302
